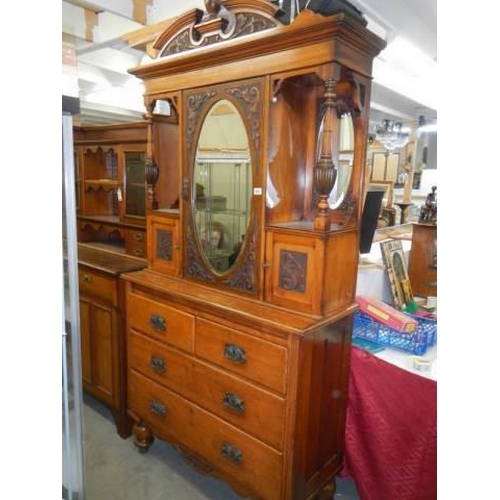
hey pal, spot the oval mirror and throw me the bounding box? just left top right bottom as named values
left=327, top=113, right=355, bottom=209
left=193, top=99, right=252, bottom=274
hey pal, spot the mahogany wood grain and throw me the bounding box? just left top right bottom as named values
left=129, top=329, right=286, bottom=449
left=128, top=292, right=195, bottom=352
left=146, top=211, right=180, bottom=276
left=408, top=223, right=437, bottom=298
left=195, top=317, right=288, bottom=394
left=129, top=369, right=283, bottom=500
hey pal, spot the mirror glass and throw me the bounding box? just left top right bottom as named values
left=327, top=113, right=355, bottom=209
left=193, top=99, right=252, bottom=274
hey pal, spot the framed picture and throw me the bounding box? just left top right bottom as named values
left=380, top=239, right=413, bottom=310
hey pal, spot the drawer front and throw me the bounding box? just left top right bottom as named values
left=129, top=370, right=283, bottom=500
left=125, top=229, right=146, bottom=258
left=128, top=293, right=194, bottom=352
left=78, top=267, right=115, bottom=301
left=195, top=318, right=287, bottom=394
left=129, top=331, right=285, bottom=449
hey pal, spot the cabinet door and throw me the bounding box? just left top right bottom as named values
left=147, top=214, right=180, bottom=276
left=79, top=299, right=92, bottom=386
left=79, top=296, right=117, bottom=408
left=120, top=146, right=146, bottom=223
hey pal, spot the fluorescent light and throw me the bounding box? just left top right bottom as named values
left=84, top=83, right=145, bottom=113
left=419, top=123, right=438, bottom=133
left=373, top=36, right=437, bottom=110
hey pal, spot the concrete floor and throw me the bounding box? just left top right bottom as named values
left=82, top=394, right=360, bottom=500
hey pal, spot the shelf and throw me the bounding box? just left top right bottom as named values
left=85, top=179, right=120, bottom=191
left=195, top=208, right=247, bottom=216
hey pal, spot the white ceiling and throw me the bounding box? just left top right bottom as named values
left=62, top=0, right=437, bottom=127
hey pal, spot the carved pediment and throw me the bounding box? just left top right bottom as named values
left=153, top=0, right=282, bottom=58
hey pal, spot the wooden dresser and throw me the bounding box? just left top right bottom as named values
left=124, top=271, right=353, bottom=500
left=77, top=243, right=146, bottom=437
left=408, top=223, right=437, bottom=298
left=121, top=1, right=385, bottom=498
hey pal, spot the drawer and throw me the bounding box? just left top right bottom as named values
left=195, top=318, right=287, bottom=394
left=128, top=293, right=194, bottom=352
left=129, top=330, right=285, bottom=449
left=78, top=267, right=115, bottom=301
left=129, top=370, right=283, bottom=500
left=125, top=229, right=146, bottom=258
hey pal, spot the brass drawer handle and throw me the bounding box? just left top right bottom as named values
left=150, top=313, right=166, bottom=331
left=224, top=344, right=246, bottom=364
left=150, top=355, right=166, bottom=373
left=221, top=443, right=242, bottom=465
left=222, top=391, right=245, bottom=415
left=133, top=232, right=144, bottom=242
left=133, top=248, right=144, bottom=256
left=80, top=274, right=92, bottom=283
left=149, top=399, right=166, bottom=418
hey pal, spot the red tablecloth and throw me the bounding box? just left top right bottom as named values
left=341, top=346, right=437, bottom=500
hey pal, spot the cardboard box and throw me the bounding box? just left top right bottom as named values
left=356, top=295, right=418, bottom=333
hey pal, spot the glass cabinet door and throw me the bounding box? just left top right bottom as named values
left=194, top=158, right=251, bottom=273
left=123, top=149, right=146, bottom=219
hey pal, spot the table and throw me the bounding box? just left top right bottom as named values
left=341, top=346, right=437, bottom=500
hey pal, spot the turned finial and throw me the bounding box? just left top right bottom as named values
left=205, top=0, right=221, bottom=17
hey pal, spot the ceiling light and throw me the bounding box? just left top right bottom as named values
left=375, top=119, right=410, bottom=151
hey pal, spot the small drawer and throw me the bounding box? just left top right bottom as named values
left=128, top=370, right=283, bottom=500
left=128, top=293, right=194, bottom=352
left=129, top=330, right=285, bottom=449
left=77, top=267, right=115, bottom=301
left=195, top=318, right=287, bottom=394
left=125, top=229, right=146, bottom=258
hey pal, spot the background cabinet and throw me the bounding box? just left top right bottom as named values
left=77, top=244, right=145, bottom=437
left=408, top=223, right=437, bottom=297
left=74, top=118, right=178, bottom=257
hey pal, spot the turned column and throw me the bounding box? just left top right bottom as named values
left=314, top=78, right=339, bottom=231
left=144, top=100, right=159, bottom=211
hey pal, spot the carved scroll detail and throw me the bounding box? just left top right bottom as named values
left=156, top=229, right=173, bottom=261
left=226, top=84, right=261, bottom=158
left=186, top=223, right=216, bottom=282
left=186, top=91, right=217, bottom=154
left=159, top=2, right=281, bottom=57
left=279, top=250, right=308, bottom=293
left=184, top=80, right=262, bottom=293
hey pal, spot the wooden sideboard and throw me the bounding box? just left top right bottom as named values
left=77, top=243, right=146, bottom=437
left=408, top=223, right=437, bottom=298
left=121, top=1, right=385, bottom=498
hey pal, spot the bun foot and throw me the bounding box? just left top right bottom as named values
left=133, top=420, right=154, bottom=453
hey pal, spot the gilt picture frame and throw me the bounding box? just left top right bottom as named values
left=380, top=239, right=413, bottom=310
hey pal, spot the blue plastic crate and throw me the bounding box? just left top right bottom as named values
left=353, top=311, right=437, bottom=355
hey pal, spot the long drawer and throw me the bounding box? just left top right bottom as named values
left=128, top=292, right=194, bottom=353
left=129, top=370, right=282, bottom=500
left=195, top=318, right=288, bottom=394
left=129, top=330, right=285, bottom=450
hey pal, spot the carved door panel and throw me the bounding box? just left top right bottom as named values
left=264, top=231, right=324, bottom=314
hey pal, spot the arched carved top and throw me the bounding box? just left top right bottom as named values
left=153, top=0, right=282, bottom=58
